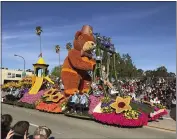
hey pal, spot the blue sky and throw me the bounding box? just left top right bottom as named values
left=2, top=2, right=176, bottom=73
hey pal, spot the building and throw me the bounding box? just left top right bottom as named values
left=0, top=68, right=34, bottom=85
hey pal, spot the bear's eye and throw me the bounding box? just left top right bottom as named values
left=79, top=36, right=83, bottom=40
left=89, top=30, right=92, bottom=34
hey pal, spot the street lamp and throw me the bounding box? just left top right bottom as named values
left=14, top=54, right=26, bottom=77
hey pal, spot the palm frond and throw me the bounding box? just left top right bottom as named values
left=55, top=45, right=60, bottom=53
left=35, top=26, right=42, bottom=36
left=66, top=42, right=72, bottom=51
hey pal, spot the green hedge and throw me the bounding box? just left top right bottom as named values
left=3, top=100, right=35, bottom=109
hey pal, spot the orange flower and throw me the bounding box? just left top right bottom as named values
left=53, top=107, right=62, bottom=113
left=110, top=96, right=132, bottom=114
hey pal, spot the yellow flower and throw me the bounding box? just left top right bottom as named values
left=123, top=110, right=140, bottom=119
left=47, top=93, right=64, bottom=103
left=110, top=96, right=132, bottom=113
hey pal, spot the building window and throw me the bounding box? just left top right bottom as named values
left=16, top=74, right=22, bottom=78
left=7, top=72, right=11, bottom=78
left=12, top=73, right=15, bottom=78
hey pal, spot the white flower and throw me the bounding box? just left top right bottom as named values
left=93, top=102, right=102, bottom=113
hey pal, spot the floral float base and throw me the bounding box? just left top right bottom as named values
left=148, top=109, right=168, bottom=121
left=89, top=95, right=103, bottom=115
left=92, top=112, right=148, bottom=127
left=19, top=90, right=45, bottom=104
left=36, top=102, right=62, bottom=113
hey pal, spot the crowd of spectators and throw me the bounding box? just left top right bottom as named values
left=117, top=77, right=176, bottom=109
left=1, top=114, right=52, bottom=139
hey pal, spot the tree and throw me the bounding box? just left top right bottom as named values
left=121, top=53, right=135, bottom=78
left=145, top=70, right=154, bottom=77
left=66, top=42, right=72, bottom=52
left=155, top=66, right=168, bottom=77
left=55, top=45, right=61, bottom=76
left=35, top=26, right=43, bottom=55
left=168, top=72, right=176, bottom=77
left=51, top=66, right=62, bottom=78
left=136, top=69, right=144, bottom=78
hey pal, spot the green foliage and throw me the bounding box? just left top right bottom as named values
left=35, top=26, right=42, bottom=36
left=3, top=101, right=35, bottom=109
left=113, top=51, right=175, bottom=79
left=154, top=103, right=166, bottom=109
left=130, top=102, right=154, bottom=114
left=51, top=66, right=62, bottom=78
left=66, top=42, right=72, bottom=51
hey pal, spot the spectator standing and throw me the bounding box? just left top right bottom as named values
left=171, top=96, right=176, bottom=109
left=10, top=121, right=30, bottom=139
left=1, top=114, right=13, bottom=139
left=33, top=126, right=52, bottom=139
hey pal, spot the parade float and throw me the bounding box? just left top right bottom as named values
left=61, top=25, right=167, bottom=127
left=18, top=57, right=55, bottom=107
left=35, top=88, right=67, bottom=113
left=35, top=45, right=68, bottom=113
left=1, top=76, right=32, bottom=103
left=2, top=25, right=168, bottom=127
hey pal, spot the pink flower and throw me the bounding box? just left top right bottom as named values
left=89, top=95, right=103, bottom=115
left=92, top=112, right=148, bottom=127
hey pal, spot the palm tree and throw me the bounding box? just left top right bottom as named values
left=35, top=26, right=43, bottom=55
left=55, top=45, right=61, bottom=75
left=66, top=42, right=72, bottom=52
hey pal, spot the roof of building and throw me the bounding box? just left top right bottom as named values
left=33, top=57, right=49, bottom=68
left=36, top=57, right=47, bottom=65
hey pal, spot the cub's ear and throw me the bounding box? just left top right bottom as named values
left=75, top=31, right=82, bottom=40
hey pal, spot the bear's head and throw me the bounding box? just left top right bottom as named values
left=73, top=25, right=96, bottom=56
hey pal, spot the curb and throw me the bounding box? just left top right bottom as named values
left=163, top=117, right=173, bottom=120
left=146, top=125, right=176, bottom=132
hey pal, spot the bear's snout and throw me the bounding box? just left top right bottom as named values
left=91, top=42, right=96, bottom=46
left=83, top=41, right=96, bottom=52
left=90, top=42, right=96, bottom=50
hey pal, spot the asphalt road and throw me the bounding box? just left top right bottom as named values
left=2, top=103, right=176, bottom=139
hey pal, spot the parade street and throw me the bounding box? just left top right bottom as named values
left=2, top=104, right=176, bottom=139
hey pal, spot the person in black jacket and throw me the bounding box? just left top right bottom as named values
left=1, top=114, right=13, bottom=139
left=6, top=121, right=29, bottom=139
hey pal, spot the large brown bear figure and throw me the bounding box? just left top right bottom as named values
left=61, top=25, right=96, bottom=96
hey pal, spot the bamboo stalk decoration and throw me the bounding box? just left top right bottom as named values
left=35, top=26, right=43, bottom=55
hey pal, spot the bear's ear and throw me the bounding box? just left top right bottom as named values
left=75, top=31, right=82, bottom=40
